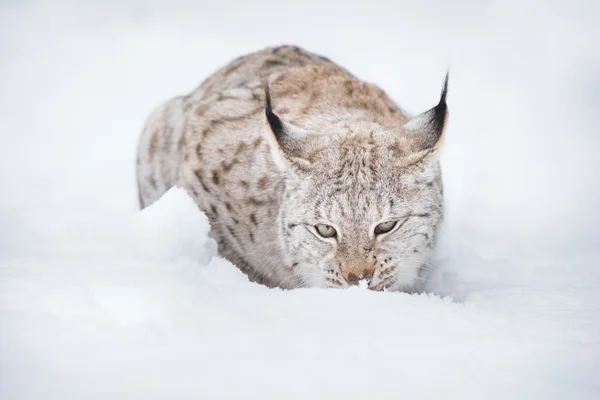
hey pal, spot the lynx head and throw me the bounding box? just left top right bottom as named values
left=263, top=75, right=448, bottom=291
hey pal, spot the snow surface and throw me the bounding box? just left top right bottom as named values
left=1, top=1, right=599, bottom=399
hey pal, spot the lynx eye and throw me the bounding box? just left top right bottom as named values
left=374, top=221, right=397, bottom=235
left=315, top=224, right=337, bottom=238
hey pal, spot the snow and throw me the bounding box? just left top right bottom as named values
left=1, top=0, right=599, bottom=399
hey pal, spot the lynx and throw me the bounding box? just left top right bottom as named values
left=136, top=45, right=448, bottom=291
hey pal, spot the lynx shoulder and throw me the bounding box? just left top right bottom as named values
left=137, top=45, right=448, bottom=291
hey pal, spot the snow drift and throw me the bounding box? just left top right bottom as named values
left=1, top=188, right=598, bottom=399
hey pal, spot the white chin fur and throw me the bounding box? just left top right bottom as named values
left=388, top=261, right=423, bottom=291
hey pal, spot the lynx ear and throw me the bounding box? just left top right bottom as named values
left=401, top=72, right=449, bottom=154
left=263, top=83, right=311, bottom=170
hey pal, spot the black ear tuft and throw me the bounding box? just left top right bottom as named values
left=400, top=71, right=450, bottom=153
left=264, top=83, right=286, bottom=142
left=431, top=71, right=449, bottom=134
left=440, top=70, right=449, bottom=105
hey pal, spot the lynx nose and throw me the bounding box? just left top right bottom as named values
left=343, top=268, right=375, bottom=286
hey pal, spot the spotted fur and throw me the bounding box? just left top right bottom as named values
left=137, top=45, right=448, bottom=291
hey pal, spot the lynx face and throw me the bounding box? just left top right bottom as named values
left=265, top=77, right=448, bottom=291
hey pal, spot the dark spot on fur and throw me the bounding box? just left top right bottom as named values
left=212, top=170, right=220, bottom=185
left=226, top=225, right=237, bottom=239
left=345, top=85, right=355, bottom=97
left=256, top=177, right=268, bottom=189
left=177, top=130, right=186, bottom=151
left=222, top=159, right=239, bottom=172
left=240, top=180, right=250, bottom=188
left=235, top=142, right=247, bottom=156
left=250, top=214, right=258, bottom=226
left=194, top=170, right=210, bottom=193
left=369, top=165, right=377, bottom=178
left=211, top=204, right=218, bottom=215
left=225, top=202, right=232, bottom=211
left=253, top=137, right=263, bottom=148
left=246, top=197, right=265, bottom=206
left=148, top=129, right=159, bottom=162
left=263, top=59, right=286, bottom=68
left=326, top=277, right=343, bottom=287
left=148, top=176, right=157, bottom=189
left=328, top=187, right=343, bottom=196
left=249, top=231, right=255, bottom=242
left=162, top=128, right=173, bottom=152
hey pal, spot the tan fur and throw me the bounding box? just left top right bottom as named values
left=137, top=45, right=447, bottom=291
